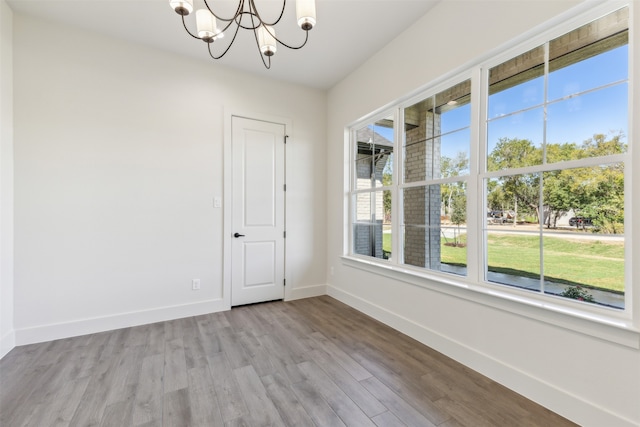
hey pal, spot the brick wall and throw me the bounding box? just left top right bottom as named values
left=404, top=106, right=442, bottom=269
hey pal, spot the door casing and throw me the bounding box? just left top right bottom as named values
left=223, top=110, right=292, bottom=308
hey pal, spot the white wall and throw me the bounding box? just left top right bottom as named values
left=327, top=1, right=640, bottom=426
left=0, top=0, right=15, bottom=358
left=12, top=13, right=326, bottom=344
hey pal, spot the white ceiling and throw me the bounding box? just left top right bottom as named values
left=7, top=0, right=440, bottom=90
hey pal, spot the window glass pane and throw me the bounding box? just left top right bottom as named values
left=486, top=173, right=541, bottom=224
left=542, top=165, right=624, bottom=310
left=355, top=117, right=395, bottom=189
left=404, top=137, right=433, bottom=182
left=403, top=184, right=466, bottom=275
left=403, top=185, right=440, bottom=269
left=353, top=195, right=371, bottom=255
left=435, top=79, right=472, bottom=134
left=441, top=183, right=467, bottom=276
left=546, top=84, right=627, bottom=158
left=354, top=192, right=372, bottom=223
left=373, top=116, right=395, bottom=187
left=441, top=129, right=470, bottom=176
left=542, top=164, right=624, bottom=234
left=542, top=232, right=624, bottom=309
left=403, top=186, right=428, bottom=227
left=404, top=96, right=435, bottom=183
left=548, top=8, right=628, bottom=102
left=542, top=164, right=624, bottom=309
left=374, top=146, right=394, bottom=188
left=548, top=45, right=628, bottom=102
left=488, top=45, right=545, bottom=119
left=404, top=80, right=471, bottom=182
left=352, top=191, right=389, bottom=259
left=355, top=150, right=374, bottom=190
left=355, top=127, right=374, bottom=190
left=487, top=110, right=544, bottom=171
left=487, top=230, right=541, bottom=291
left=382, top=189, right=392, bottom=260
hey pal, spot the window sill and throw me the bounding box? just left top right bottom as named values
left=341, top=255, right=640, bottom=349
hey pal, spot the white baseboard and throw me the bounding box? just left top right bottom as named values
left=326, top=285, right=637, bottom=427
left=14, top=298, right=229, bottom=346
left=0, top=329, right=16, bottom=359
left=286, top=284, right=326, bottom=301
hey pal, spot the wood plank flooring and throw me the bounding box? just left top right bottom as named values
left=0, top=296, right=577, bottom=426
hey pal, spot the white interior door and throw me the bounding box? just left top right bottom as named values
left=231, top=116, right=286, bottom=306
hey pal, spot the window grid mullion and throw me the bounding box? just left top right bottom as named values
left=540, top=41, right=550, bottom=296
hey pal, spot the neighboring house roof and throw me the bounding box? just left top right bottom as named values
left=356, top=127, right=393, bottom=148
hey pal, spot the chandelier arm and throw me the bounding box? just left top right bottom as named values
left=249, top=0, right=286, bottom=27
left=272, top=28, right=310, bottom=50
left=220, top=13, right=243, bottom=34
left=203, top=0, right=243, bottom=23
left=207, top=18, right=243, bottom=60
left=236, top=11, right=261, bottom=30
left=181, top=15, right=201, bottom=40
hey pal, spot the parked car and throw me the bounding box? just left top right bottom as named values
left=569, top=216, right=592, bottom=227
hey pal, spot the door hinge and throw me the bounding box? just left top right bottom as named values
left=283, top=231, right=286, bottom=238
left=284, top=279, right=286, bottom=287
left=284, top=135, right=289, bottom=144
left=284, top=184, right=286, bottom=192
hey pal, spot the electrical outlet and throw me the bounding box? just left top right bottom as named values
left=192, top=279, right=201, bottom=290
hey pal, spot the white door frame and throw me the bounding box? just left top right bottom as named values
left=223, top=108, right=293, bottom=309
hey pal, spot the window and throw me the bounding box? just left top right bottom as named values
left=348, top=6, right=629, bottom=312
left=484, top=8, right=627, bottom=308
left=351, top=117, right=394, bottom=260
left=402, top=79, right=471, bottom=275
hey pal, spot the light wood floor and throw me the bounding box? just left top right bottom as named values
left=0, top=296, right=576, bottom=427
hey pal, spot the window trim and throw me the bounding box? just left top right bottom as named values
left=344, top=0, right=638, bottom=345
left=341, top=255, right=639, bottom=348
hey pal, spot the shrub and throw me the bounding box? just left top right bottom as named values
left=561, top=285, right=595, bottom=303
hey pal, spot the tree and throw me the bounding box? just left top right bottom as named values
left=441, top=152, right=469, bottom=218
left=488, top=138, right=541, bottom=224
left=543, top=169, right=579, bottom=228
left=543, top=142, right=579, bottom=228
left=564, top=134, right=625, bottom=233
left=581, top=133, right=626, bottom=158
left=450, top=192, right=467, bottom=246
left=382, top=153, right=393, bottom=223
left=382, top=172, right=392, bottom=223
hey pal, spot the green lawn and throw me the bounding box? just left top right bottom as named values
left=382, top=232, right=624, bottom=293
left=383, top=233, right=391, bottom=253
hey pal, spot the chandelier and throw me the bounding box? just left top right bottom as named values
left=169, top=0, right=317, bottom=69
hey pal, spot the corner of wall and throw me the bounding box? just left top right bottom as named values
left=0, top=330, right=15, bottom=359
left=0, top=0, right=15, bottom=360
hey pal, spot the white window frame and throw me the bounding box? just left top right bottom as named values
left=344, top=1, right=638, bottom=348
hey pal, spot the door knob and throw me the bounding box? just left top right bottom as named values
left=234, top=232, right=245, bottom=238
